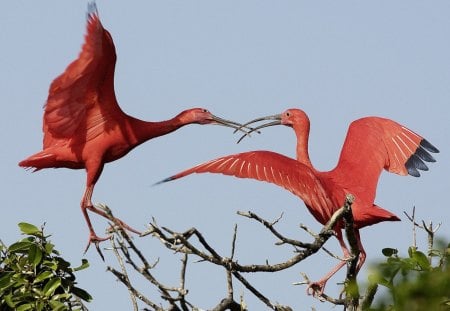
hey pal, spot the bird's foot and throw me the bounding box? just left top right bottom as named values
left=92, top=203, right=142, bottom=236
left=107, top=217, right=142, bottom=235
left=84, top=232, right=111, bottom=261
left=306, top=280, right=327, bottom=297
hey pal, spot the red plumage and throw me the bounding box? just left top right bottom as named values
left=19, top=3, right=245, bottom=252
left=159, top=108, right=439, bottom=295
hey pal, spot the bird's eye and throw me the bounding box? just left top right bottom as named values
left=286, top=112, right=290, bottom=117
left=203, top=109, right=208, bottom=113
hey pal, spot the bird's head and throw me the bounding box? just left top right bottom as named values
left=279, top=109, right=309, bottom=127
left=178, top=108, right=249, bottom=133
left=236, top=108, right=310, bottom=143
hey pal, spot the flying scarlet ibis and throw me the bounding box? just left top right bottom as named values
left=19, top=3, right=248, bottom=252
left=157, top=108, right=439, bottom=295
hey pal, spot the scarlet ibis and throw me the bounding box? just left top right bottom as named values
left=19, top=3, right=248, bottom=252
left=157, top=108, right=439, bottom=295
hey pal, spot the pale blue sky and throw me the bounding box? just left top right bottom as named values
left=1, top=1, right=449, bottom=310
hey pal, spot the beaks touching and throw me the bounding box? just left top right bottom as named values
left=235, top=114, right=282, bottom=144
left=210, top=114, right=258, bottom=134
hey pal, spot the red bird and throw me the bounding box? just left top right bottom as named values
left=19, top=3, right=247, bottom=251
left=158, top=108, right=439, bottom=295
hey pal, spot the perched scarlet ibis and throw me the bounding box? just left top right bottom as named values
left=19, top=3, right=247, bottom=251
left=158, top=108, right=439, bottom=295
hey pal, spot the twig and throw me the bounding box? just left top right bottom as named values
left=178, top=254, right=189, bottom=311
left=228, top=225, right=238, bottom=298
left=232, top=271, right=277, bottom=310
left=237, top=211, right=312, bottom=248
left=421, top=220, right=441, bottom=263
left=107, top=266, right=165, bottom=311
left=404, top=208, right=442, bottom=262
left=210, top=297, right=242, bottom=311
left=342, top=194, right=360, bottom=309
left=410, top=206, right=417, bottom=248
left=298, top=224, right=344, bottom=261
left=103, top=197, right=354, bottom=310
left=295, top=273, right=345, bottom=305
left=109, top=236, right=138, bottom=311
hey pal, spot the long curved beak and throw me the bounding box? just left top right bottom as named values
left=235, top=114, right=282, bottom=143
left=210, top=114, right=255, bottom=134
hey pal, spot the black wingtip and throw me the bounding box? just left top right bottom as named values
left=420, top=139, right=439, bottom=153
left=405, top=137, right=440, bottom=178
left=415, top=146, right=436, bottom=163
left=153, top=176, right=176, bottom=186
left=406, top=164, right=421, bottom=177
left=87, top=2, right=98, bottom=19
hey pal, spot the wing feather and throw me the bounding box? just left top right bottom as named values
left=159, top=151, right=335, bottom=214
left=330, top=117, right=439, bottom=203
left=43, top=4, right=123, bottom=148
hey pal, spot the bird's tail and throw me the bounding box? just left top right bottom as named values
left=18, top=151, right=57, bottom=171
left=355, top=204, right=401, bottom=228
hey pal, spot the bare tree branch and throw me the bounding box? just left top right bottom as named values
left=100, top=195, right=362, bottom=310
left=109, top=236, right=138, bottom=311
left=341, top=194, right=360, bottom=310
left=236, top=211, right=312, bottom=248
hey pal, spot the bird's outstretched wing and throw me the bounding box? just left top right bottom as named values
left=330, top=117, right=439, bottom=203
left=158, top=151, right=336, bottom=221
left=43, top=3, right=123, bottom=147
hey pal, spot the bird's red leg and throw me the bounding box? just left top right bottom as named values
left=81, top=163, right=141, bottom=258
left=306, top=229, right=366, bottom=296
left=81, top=184, right=111, bottom=255
left=86, top=204, right=141, bottom=235
left=306, top=230, right=350, bottom=296
left=354, top=230, right=366, bottom=272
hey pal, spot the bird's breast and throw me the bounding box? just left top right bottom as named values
left=103, top=142, right=134, bottom=163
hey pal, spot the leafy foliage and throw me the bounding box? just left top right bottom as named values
left=368, top=241, right=450, bottom=310
left=0, top=223, right=91, bottom=311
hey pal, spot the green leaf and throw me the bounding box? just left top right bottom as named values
left=18, top=223, right=41, bottom=235
left=44, top=242, right=55, bottom=255
left=16, top=303, right=34, bottom=311
left=8, top=241, right=33, bottom=253
left=34, top=271, right=53, bottom=283
left=428, top=249, right=442, bottom=258
left=408, top=246, right=417, bottom=258
left=368, top=272, right=392, bottom=289
left=400, top=258, right=416, bottom=272
left=42, top=259, right=58, bottom=271
left=43, top=277, right=61, bottom=297
left=382, top=248, right=398, bottom=257
left=412, top=250, right=431, bottom=271
left=4, top=293, right=16, bottom=307
left=28, top=244, right=43, bottom=266
left=72, top=259, right=89, bottom=272
left=51, top=293, right=72, bottom=301
left=72, top=286, right=93, bottom=302
left=0, top=272, right=14, bottom=289
left=49, top=300, right=68, bottom=311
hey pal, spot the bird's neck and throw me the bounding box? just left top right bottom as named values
left=293, top=123, right=313, bottom=169
left=129, top=114, right=187, bottom=145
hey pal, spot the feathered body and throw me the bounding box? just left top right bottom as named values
left=19, top=3, right=245, bottom=250
left=159, top=108, right=439, bottom=295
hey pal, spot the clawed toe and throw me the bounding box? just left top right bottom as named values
left=84, top=233, right=111, bottom=260
left=109, top=218, right=142, bottom=235
left=92, top=203, right=141, bottom=235
left=82, top=203, right=141, bottom=260
left=306, top=281, right=326, bottom=297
